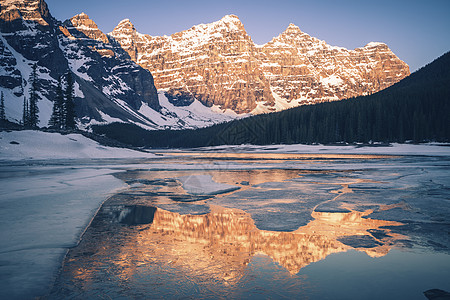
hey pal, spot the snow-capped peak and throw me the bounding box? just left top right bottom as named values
left=286, top=23, right=301, bottom=32
left=68, top=12, right=95, bottom=26
left=75, top=12, right=89, bottom=18
left=276, top=23, right=305, bottom=40
left=217, top=14, right=245, bottom=31
left=109, top=11, right=409, bottom=116
left=0, top=0, right=52, bottom=27
left=111, top=19, right=137, bottom=35
left=220, top=14, right=242, bottom=24
left=364, top=42, right=387, bottom=48
left=117, top=19, right=134, bottom=27
left=65, top=12, right=109, bottom=43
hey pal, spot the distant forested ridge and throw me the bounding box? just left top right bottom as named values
left=93, top=51, right=450, bottom=148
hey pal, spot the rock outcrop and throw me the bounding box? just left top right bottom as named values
left=259, top=24, right=410, bottom=107
left=0, top=0, right=53, bottom=31
left=110, top=15, right=410, bottom=114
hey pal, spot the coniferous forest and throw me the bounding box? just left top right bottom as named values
left=93, top=51, right=450, bottom=148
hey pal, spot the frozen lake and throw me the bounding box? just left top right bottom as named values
left=1, top=143, right=450, bottom=299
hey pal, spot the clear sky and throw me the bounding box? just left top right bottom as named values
left=45, top=0, right=450, bottom=72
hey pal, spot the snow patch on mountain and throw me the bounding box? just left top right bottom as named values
left=57, top=36, right=94, bottom=82
left=321, top=75, right=344, bottom=87
left=162, top=14, right=245, bottom=56
left=78, top=91, right=242, bottom=131
left=365, top=42, right=387, bottom=48
left=139, top=91, right=242, bottom=129
left=0, top=34, right=53, bottom=125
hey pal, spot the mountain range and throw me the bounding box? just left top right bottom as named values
left=110, top=15, right=409, bottom=113
left=0, top=0, right=410, bottom=130
left=93, top=51, right=450, bottom=147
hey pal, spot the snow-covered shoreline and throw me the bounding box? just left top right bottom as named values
left=0, top=130, right=157, bottom=161
left=181, top=143, right=450, bottom=157
left=1, top=130, right=449, bottom=161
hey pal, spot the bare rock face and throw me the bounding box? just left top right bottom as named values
left=110, top=16, right=410, bottom=114
left=0, top=38, right=22, bottom=94
left=109, top=19, right=139, bottom=60
left=0, top=0, right=52, bottom=32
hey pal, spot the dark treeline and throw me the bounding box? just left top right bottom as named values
left=93, top=51, right=450, bottom=148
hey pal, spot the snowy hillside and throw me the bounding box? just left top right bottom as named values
left=132, top=91, right=242, bottom=130
left=78, top=91, right=242, bottom=130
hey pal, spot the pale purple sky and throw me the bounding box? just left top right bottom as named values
left=45, top=0, right=450, bottom=72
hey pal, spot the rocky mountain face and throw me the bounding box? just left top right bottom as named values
left=61, top=12, right=160, bottom=113
left=0, top=0, right=410, bottom=130
left=111, top=16, right=272, bottom=113
left=0, top=0, right=66, bottom=102
left=258, top=24, right=410, bottom=108
left=0, top=0, right=169, bottom=129
left=110, top=15, right=410, bottom=114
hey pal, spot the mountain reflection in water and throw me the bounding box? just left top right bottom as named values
left=57, top=204, right=403, bottom=294
left=134, top=206, right=402, bottom=277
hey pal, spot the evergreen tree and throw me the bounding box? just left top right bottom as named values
left=22, top=96, right=29, bottom=127
left=64, top=71, right=76, bottom=130
left=48, top=99, right=59, bottom=129
left=28, top=63, right=40, bottom=128
left=49, top=77, right=64, bottom=129
left=0, top=91, right=5, bottom=120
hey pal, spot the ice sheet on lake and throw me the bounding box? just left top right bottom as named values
left=178, top=175, right=240, bottom=195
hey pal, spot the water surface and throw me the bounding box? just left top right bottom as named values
left=49, top=153, right=450, bottom=299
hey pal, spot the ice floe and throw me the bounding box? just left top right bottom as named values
left=177, top=174, right=240, bottom=195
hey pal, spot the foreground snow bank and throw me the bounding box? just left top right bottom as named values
left=0, top=130, right=156, bottom=160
